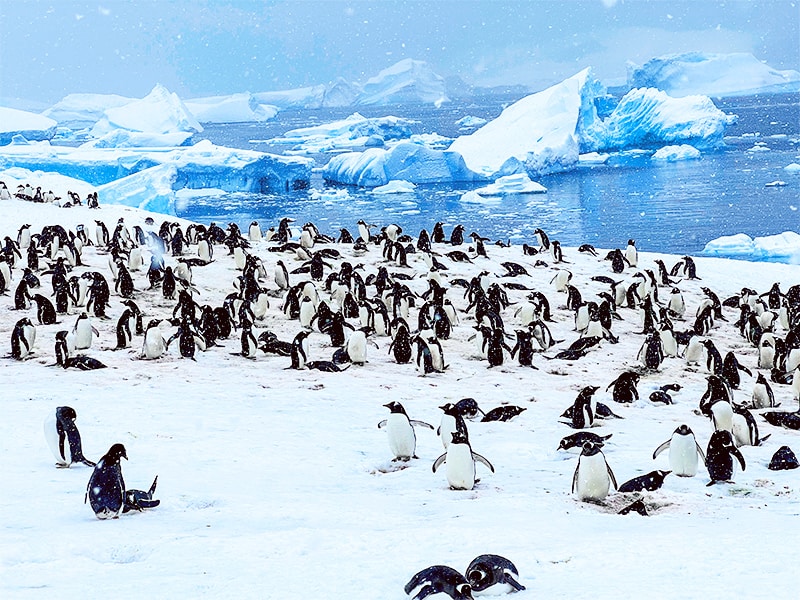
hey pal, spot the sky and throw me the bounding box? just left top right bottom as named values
left=1, top=0, right=798, bottom=107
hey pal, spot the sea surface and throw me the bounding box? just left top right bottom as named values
left=185, top=93, right=800, bottom=257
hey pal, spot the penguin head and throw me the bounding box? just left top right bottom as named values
left=581, top=441, right=602, bottom=456
left=383, top=401, right=407, bottom=415
left=708, top=429, right=735, bottom=451
left=56, top=406, right=77, bottom=422
left=675, top=424, right=693, bottom=436
left=105, top=443, right=128, bottom=463
left=454, top=398, right=482, bottom=418
left=455, top=583, right=474, bottom=600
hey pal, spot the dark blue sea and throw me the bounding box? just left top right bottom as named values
left=185, top=93, right=800, bottom=257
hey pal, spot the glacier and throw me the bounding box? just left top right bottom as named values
left=184, top=93, right=278, bottom=124
left=628, top=52, right=800, bottom=98
left=322, top=67, right=735, bottom=187
left=356, top=59, right=448, bottom=106
left=0, top=107, right=57, bottom=145
left=41, top=92, right=136, bottom=127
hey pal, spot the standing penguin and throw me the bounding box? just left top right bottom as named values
left=572, top=441, right=617, bottom=502
left=437, top=403, right=469, bottom=450
left=652, top=424, right=706, bottom=477
left=86, top=443, right=127, bottom=519
left=637, top=332, right=664, bottom=370
left=11, top=317, right=36, bottom=360
left=432, top=430, right=494, bottom=490
left=606, top=372, right=640, bottom=404
left=288, top=330, right=310, bottom=369
left=751, top=372, right=776, bottom=408
left=705, top=429, right=746, bottom=486
left=464, top=554, right=526, bottom=594
left=624, top=239, right=638, bottom=268
left=377, top=401, right=433, bottom=461
left=43, top=406, right=96, bottom=468
left=141, top=319, right=167, bottom=359
left=72, top=312, right=98, bottom=350
left=31, top=294, right=57, bottom=325
left=563, top=386, right=599, bottom=429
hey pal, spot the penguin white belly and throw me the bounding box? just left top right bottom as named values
left=787, top=349, right=800, bottom=373
left=574, top=306, right=589, bottom=332
left=347, top=331, right=367, bottom=364
left=660, top=330, right=677, bottom=357
left=758, top=344, right=775, bottom=369
left=669, top=434, right=699, bottom=476
left=574, top=454, right=611, bottom=501
left=233, top=247, right=246, bottom=270
left=668, top=296, right=685, bottom=317
left=439, top=415, right=456, bottom=450
left=143, top=330, right=166, bottom=359
left=710, top=401, right=734, bottom=433
left=128, top=247, right=143, bottom=271
left=516, top=303, right=536, bottom=327
left=253, top=293, right=269, bottom=320
left=23, top=324, right=37, bottom=354
left=685, top=338, right=704, bottom=364
left=731, top=414, right=751, bottom=447
left=792, top=367, right=800, bottom=401
left=386, top=414, right=415, bottom=460
left=585, top=319, right=603, bottom=339
left=198, top=240, right=211, bottom=262
left=429, top=343, right=444, bottom=372
left=249, top=224, right=262, bottom=242
left=445, top=444, right=476, bottom=490
left=43, top=414, right=68, bottom=466
left=752, top=383, right=772, bottom=409
left=74, top=321, right=93, bottom=350
left=552, top=270, right=570, bottom=292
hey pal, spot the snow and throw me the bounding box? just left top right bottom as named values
left=474, top=173, right=547, bottom=196
left=456, top=116, right=488, bottom=129
left=184, top=93, right=278, bottom=124
left=0, top=140, right=313, bottom=202
left=702, top=231, right=800, bottom=262
left=785, top=163, right=800, bottom=174
left=651, top=144, right=702, bottom=162
left=628, top=52, right=800, bottom=98
left=90, top=84, right=203, bottom=147
left=0, top=107, right=57, bottom=145
left=3, top=196, right=800, bottom=598
left=356, top=59, right=449, bottom=106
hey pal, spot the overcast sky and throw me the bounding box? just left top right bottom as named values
left=1, top=0, right=798, bottom=106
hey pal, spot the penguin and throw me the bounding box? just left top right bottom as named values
left=667, top=287, right=685, bottom=318
left=43, top=406, right=96, bottom=468
left=122, top=476, right=160, bottom=513
left=377, top=401, right=433, bottom=461
left=481, top=406, right=526, bottom=422
left=141, top=319, right=167, bottom=359
left=768, top=446, right=799, bottom=471
left=637, top=332, right=664, bottom=370
left=248, top=221, right=262, bottom=242
left=31, top=294, right=57, bottom=325
left=432, top=430, right=494, bottom=490
left=563, top=386, right=599, bottom=429
left=288, top=330, right=311, bottom=369
left=652, top=425, right=706, bottom=477
left=558, top=432, right=613, bottom=454
left=167, top=320, right=206, bottom=360
left=705, top=429, right=746, bottom=486
left=709, top=399, right=734, bottom=433
left=438, top=403, right=469, bottom=450
left=751, top=372, right=776, bottom=408
left=624, top=239, right=638, bottom=268
left=72, top=312, right=98, bottom=350
left=85, top=443, right=127, bottom=519
left=346, top=328, right=369, bottom=365
left=465, top=554, right=525, bottom=595
left=606, top=371, right=640, bottom=404
left=534, top=227, right=550, bottom=251
left=618, top=470, right=670, bottom=493
left=405, top=565, right=473, bottom=600
left=572, top=441, right=617, bottom=502
left=11, top=317, right=36, bottom=359
left=454, top=398, right=484, bottom=419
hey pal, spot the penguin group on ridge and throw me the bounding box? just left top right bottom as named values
left=4, top=190, right=800, bottom=549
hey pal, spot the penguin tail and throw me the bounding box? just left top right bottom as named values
left=149, top=476, right=158, bottom=496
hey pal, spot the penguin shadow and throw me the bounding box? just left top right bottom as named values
left=583, top=492, right=674, bottom=516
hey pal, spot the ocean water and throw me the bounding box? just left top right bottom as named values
left=184, top=93, right=800, bottom=256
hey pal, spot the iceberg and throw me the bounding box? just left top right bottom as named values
left=356, top=59, right=448, bottom=106
left=449, top=68, right=604, bottom=178
left=474, top=173, right=547, bottom=195
left=370, top=180, right=417, bottom=194
left=702, top=231, right=800, bottom=262
left=95, top=164, right=178, bottom=213
left=651, top=144, right=701, bottom=161
left=42, top=93, right=135, bottom=127
left=270, top=113, right=416, bottom=154
left=322, top=143, right=482, bottom=187
left=584, top=87, right=733, bottom=152
left=253, top=85, right=327, bottom=109
left=184, top=93, right=278, bottom=123
left=90, top=84, right=203, bottom=147
left=628, top=52, right=800, bottom=98
left=0, top=107, right=57, bottom=145
left=0, top=139, right=312, bottom=197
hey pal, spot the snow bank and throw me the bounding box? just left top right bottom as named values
left=0, top=140, right=312, bottom=202
left=702, top=231, right=800, bottom=261
left=629, top=52, right=800, bottom=98
left=41, top=92, right=135, bottom=126
left=90, top=84, right=203, bottom=147
left=0, top=107, right=57, bottom=145
left=184, top=93, right=278, bottom=123
left=651, top=144, right=701, bottom=161
left=356, top=59, right=448, bottom=106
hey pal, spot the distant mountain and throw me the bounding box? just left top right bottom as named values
left=355, top=59, right=448, bottom=106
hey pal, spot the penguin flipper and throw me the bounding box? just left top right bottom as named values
left=607, top=463, right=618, bottom=490
left=652, top=439, right=670, bottom=460
left=503, top=574, right=526, bottom=592
left=695, top=443, right=707, bottom=464
left=411, top=420, right=434, bottom=430
left=432, top=453, right=447, bottom=473
left=571, top=463, right=579, bottom=493
left=472, top=452, right=495, bottom=473
left=733, top=448, right=747, bottom=471
left=377, top=419, right=387, bottom=429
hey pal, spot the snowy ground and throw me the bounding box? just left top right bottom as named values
left=1, top=195, right=799, bottom=599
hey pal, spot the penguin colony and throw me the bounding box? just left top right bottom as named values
left=3, top=189, right=800, bottom=595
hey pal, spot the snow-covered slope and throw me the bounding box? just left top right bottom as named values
left=1, top=197, right=799, bottom=599
left=0, top=107, right=57, bottom=145
left=628, top=52, right=800, bottom=98
left=356, top=59, right=449, bottom=106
